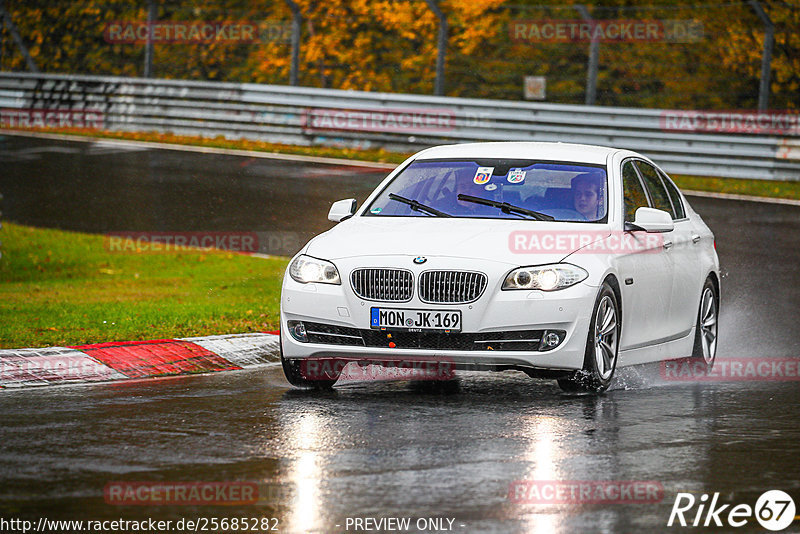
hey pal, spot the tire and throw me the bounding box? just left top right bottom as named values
left=279, top=332, right=339, bottom=389
left=691, top=277, right=719, bottom=370
left=557, top=282, right=621, bottom=393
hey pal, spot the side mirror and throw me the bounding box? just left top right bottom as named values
left=626, top=207, right=674, bottom=233
left=328, top=198, right=357, bottom=222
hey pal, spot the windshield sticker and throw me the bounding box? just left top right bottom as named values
left=485, top=183, right=497, bottom=191
left=370, top=207, right=383, bottom=214
left=508, top=169, right=526, bottom=184
left=473, top=167, right=494, bottom=185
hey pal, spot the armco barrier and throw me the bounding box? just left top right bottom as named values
left=1, top=72, right=798, bottom=180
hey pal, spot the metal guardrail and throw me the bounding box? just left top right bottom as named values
left=1, top=72, right=798, bottom=180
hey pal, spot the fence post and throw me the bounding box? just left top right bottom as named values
left=424, top=0, right=447, bottom=96
left=143, top=0, right=156, bottom=78
left=284, top=0, right=302, bottom=86
left=575, top=5, right=598, bottom=106
left=749, top=0, right=773, bottom=111
left=0, top=0, right=38, bottom=73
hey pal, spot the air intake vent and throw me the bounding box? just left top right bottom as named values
left=350, top=268, right=414, bottom=302
left=419, top=270, right=487, bottom=304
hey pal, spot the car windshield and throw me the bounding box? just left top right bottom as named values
left=365, top=158, right=608, bottom=222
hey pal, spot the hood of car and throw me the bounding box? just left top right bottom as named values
left=304, top=216, right=611, bottom=266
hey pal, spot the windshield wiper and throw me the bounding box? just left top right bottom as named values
left=388, top=193, right=452, bottom=217
left=457, top=194, right=555, bottom=221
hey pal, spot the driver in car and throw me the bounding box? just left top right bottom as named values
left=571, top=172, right=605, bottom=221
left=443, top=167, right=497, bottom=217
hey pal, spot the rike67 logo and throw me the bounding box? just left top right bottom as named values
left=668, top=490, right=796, bottom=531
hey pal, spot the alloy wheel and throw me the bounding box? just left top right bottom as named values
left=699, top=287, right=718, bottom=365
left=594, top=295, right=619, bottom=381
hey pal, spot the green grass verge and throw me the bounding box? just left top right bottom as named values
left=0, top=223, right=288, bottom=349
left=8, top=127, right=800, bottom=201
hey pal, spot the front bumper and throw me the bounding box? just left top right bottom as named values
left=280, top=264, right=598, bottom=372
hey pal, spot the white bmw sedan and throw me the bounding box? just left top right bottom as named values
left=280, top=142, right=719, bottom=392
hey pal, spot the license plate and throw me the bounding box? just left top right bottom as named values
left=370, top=307, right=461, bottom=332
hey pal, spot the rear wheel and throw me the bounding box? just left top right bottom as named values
left=557, top=282, right=620, bottom=393
left=691, top=278, right=718, bottom=369
left=280, top=333, right=339, bottom=389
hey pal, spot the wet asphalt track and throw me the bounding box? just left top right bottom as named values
left=1, top=133, right=799, bottom=533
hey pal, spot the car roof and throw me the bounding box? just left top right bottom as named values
left=414, top=142, right=620, bottom=165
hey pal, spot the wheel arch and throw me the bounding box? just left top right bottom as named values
left=602, top=273, right=623, bottom=333
left=707, top=270, right=720, bottom=306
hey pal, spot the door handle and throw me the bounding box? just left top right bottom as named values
left=663, top=240, right=674, bottom=250
left=692, top=234, right=701, bottom=244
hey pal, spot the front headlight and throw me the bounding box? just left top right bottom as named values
left=502, top=263, right=588, bottom=291
left=289, top=255, right=341, bottom=285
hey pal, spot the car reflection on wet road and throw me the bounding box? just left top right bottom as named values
left=0, top=365, right=798, bottom=533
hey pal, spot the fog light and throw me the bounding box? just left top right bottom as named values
left=539, top=330, right=564, bottom=351
left=287, top=320, right=308, bottom=343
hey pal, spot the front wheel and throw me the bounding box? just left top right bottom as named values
left=557, top=282, right=620, bottom=393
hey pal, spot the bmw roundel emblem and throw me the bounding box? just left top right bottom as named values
left=413, top=256, right=427, bottom=264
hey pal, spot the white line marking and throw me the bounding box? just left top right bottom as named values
left=246, top=252, right=287, bottom=260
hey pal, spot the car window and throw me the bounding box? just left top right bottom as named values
left=364, top=159, right=609, bottom=222
left=634, top=160, right=676, bottom=219
left=622, top=161, right=649, bottom=222
left=659, top=170, right=686, bottom=219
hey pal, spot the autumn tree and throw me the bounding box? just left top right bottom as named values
left=0, top=0, right=797, bottom=110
